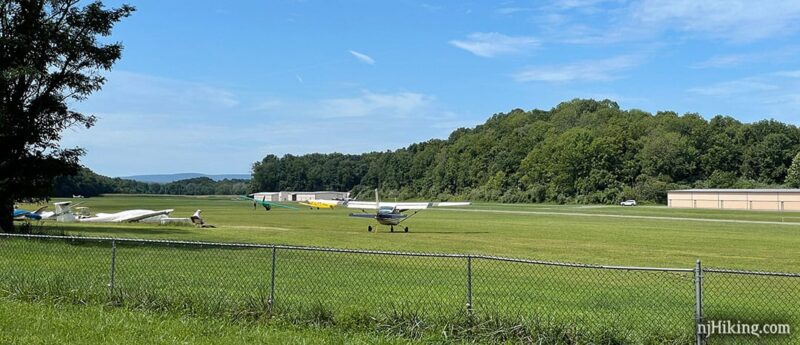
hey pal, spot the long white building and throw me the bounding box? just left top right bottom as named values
left=251, top=191, right=350, bottom=202
left=667, top=189, right=800, bottom=211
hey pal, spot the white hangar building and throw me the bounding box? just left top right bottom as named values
left=251, top=191, right=350, bottom=202
left=667, top=189, right=800, bottom=211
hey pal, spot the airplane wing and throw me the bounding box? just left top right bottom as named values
left=345, top=201, right=379, bottom=210
left=431, top=202, right=471, bottom=207
left=392, top=201, right=471, bottom=212
left=345, top=201, right=471, bottom=211
left=387, top=203, right=432, bottom=211
left=117, top=209, right=173, bottom=222
left=348, top=213, right=377, bottom=219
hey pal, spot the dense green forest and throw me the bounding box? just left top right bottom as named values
left=52, top=168, right=250, bottom=197
left=251, top=99, right=800, bottom=204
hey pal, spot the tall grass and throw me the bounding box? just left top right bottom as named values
left=1, top=235, right=796, bottom=344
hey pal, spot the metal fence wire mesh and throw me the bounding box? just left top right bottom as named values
left=703, top=269, right=800, bottom=345
left=0, top=233, right=797, bottom=344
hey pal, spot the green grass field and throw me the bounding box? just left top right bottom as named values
left=5, top=195, right=799, bottom=344
left=0, top=299, right=416, bottom=344
left=18, top=195, right=800, bottom=271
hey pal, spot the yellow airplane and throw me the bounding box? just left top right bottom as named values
left=298, top=200, right=337, bottom=210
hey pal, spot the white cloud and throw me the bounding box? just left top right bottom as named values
left=349, top=50, right=375, bottom=65
left=632, top=0, right=800, bottom=42
left=553, top=0, right=614, bottom=10
left=688, top=79, right=780, bottom=96
left=64, top=70, right=467, bottom=175
left=691, top=54, right=749, bottom=69
left=78, top=70, right=239, bottom=116
left=449, top=32, right=539, bottom=58
left=535, top=0, right=800, bottom=45
left=495, top=7, right=532, bottom=15
left=514, top=55, right=642, bottom=82
left=693, top=46, right=800, bottom=69
left=775, top=70, right=800, bottom=78
left=687, top=71, right=800, bottom=122
left=319, top=91, right=433, bottom=118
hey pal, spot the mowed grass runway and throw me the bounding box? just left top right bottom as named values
left=18, top=194, right=800, bottom=271
left=5, top=195, right=800, bottom=343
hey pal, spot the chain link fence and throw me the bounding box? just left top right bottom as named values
left=0, top=233, right=796, bottom=344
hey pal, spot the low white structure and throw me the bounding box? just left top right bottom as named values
left=251, top=191, right=350, bottom=202
left=668, top=189, right=800, bottom=211
left=251, top=192, right=279, bottom=202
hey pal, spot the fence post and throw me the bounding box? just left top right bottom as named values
left=108, top=239, right=117, bottom=294
left=466, top=255, right=473, bottom=316
left=694, top=259, right=705, bottom=345
left=268, top=246, right=276, bottom=315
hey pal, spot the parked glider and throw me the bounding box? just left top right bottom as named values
left=239, top=195, right=298, bottom=211
left=320, top=189, right=470, bottom=232
left=54, top=201, right=174, bottom=223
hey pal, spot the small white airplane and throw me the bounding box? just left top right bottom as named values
left=318, top=189, right=470, bottom=232
left=53, top=201, right=174, bottom=223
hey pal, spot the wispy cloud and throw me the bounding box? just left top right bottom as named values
left=535, top=0, right=800, bottom=45
left=687, top=70, right=800, bottom=121
left=776, top=70, right=800, bottom=78
left=349, top=50, right=375, bottom=65
left=688, top=79, right=780, bottom=96
left=632, top=0, right=800, bottom=42
left=65, top=71, right=465, bottom=175
left=692, top=46, right=800, bottom=69
left=514, top=55, right=643, bottom=82
left=495, top=7, right=532, bottom=15
left=78, top=70, right=239, bottom=116
left=449, top=32, right=539, bottom=58
left=319, top=91, right=433, bottom=118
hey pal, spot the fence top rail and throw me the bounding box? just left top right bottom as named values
left=2, top=233, right=798, bottom=276
left=474, top=255, right=695, bottom=272
left=705, top=268, right=800, bottom=278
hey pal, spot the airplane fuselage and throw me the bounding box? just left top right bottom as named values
left=375, top=206, right=407, bottom=225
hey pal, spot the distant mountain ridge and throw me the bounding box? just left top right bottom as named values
left=121, top=173, right=251, bottom=183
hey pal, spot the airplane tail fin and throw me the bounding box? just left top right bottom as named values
left=54, top=202, right=77, bottom=222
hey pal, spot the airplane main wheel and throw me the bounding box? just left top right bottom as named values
left=404, top=227, right=409, bottom=233
left=390, top=226, right=394, bottom=232
left=368, top=226, right=372, bottom=232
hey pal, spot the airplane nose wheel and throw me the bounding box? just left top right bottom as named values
left=368, top=225, right=372, bottom=232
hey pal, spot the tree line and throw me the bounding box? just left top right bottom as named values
left=52, top=168, right=250, bottom=197
left=251, top=99, right=800, bottom=204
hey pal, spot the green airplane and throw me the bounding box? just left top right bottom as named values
left=239, top=195, right=298, bottom=211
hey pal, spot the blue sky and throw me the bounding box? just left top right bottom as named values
left=63, top=0, right=800, bottom=176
